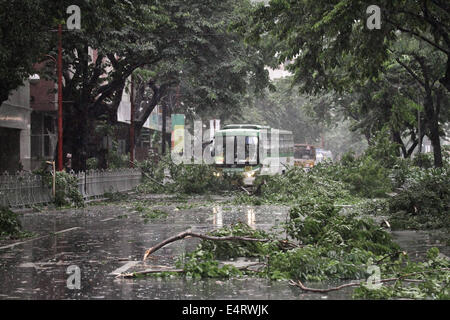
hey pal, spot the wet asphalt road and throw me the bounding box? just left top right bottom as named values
left=0, top=193, right=447, bottom=300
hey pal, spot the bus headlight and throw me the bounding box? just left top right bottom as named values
left=213, top=171, right=222, bottom=177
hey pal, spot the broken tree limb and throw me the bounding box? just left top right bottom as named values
left=119, top=268, right=185, bottom=278
left=142, top=230, right=300, bottom=261
left=240, top=186, right=251, bottom=195
left=141, top=171, right=166, bottom=187
left=375, top=251, right=407, bottom=264
left=143, top=231, right=273, bottom=261
left=288, top=273, right=431, bottom=294
left=119, top=261, right=268, bottom=278
left=289, top=280, right=362, bottom=293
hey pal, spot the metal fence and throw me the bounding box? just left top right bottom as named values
left=0, top=172, right=52, bottom=207
left=0, top=169, right=142, bottom=207
left=74, top=169, right=142, bottom=198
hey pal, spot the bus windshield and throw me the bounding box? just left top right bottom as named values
left=215, top=135, right=258, bottom=165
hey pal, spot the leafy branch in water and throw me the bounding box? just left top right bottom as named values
left=352, top=248, right=450, bottom=299
left=0, top=207, right=33, bottom=239
left=131, top=201, right=169, bottom=223
left=136, top=201, right=448, bottom=299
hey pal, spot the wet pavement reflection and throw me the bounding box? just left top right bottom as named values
left=0, top=194, right=447, bottom=300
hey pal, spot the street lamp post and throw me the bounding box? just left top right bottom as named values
left=130, top=75, right=135, bottom=167
left=57, top=24, right=63, bottom=171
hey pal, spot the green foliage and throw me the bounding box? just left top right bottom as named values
left=235, top=77, right=322, bottom=145
left=106, top=140, right=129, bottom=169
left=177, top=250, right=243, bottom=279
left=48, top=0, right=270, bottom=170
left=236, top=154, right=391, bottom=204
left=130, top=201, right=169, bottom=223
left=0, top=207, right=32, bottom=239
left=342, top=155, right=393, bottom=198
left=412, top=153, right=434, bottom=169
left=0, top=0, right=55, bottom=104
left=164, top=203, right=402, bottom=283
left=137, top=154, right=240, bottom=195
left=310, top=146, right=393, bottom=199
left=267, top=246, right=375, bottom=282
left=86, top=158, right=99, bottom=170
left=246, top=1, right=449, bottom=167
left=141, top=209, right=168, bottom=223
left=34, top=167, right=84, bottom=207
left=199, top=222, right=270, bottom=259
left=364, top=128, right=401, bottom=169
left=353, top=248, right=450, bottom=300
left=54, top=171, right=84, bottom=208
left=388, top=166, right=450, bottom=230
left=288, top=202, right=399, bottom=255
left=238, top=166, right=355, bottom=205
left=138, top=207, right=447, bottom=299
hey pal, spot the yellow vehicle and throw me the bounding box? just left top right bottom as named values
left=294, top=144, right=316, bottom=168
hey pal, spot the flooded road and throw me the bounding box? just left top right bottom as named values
left=0, top=194, right=448, bottom=300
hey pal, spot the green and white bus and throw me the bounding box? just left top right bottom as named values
left=213, top=124, right=294, bottom=185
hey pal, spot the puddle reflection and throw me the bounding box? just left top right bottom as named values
left=212, top=206, right=223, bottom=227
left=247, top=208, right=256, bottom=229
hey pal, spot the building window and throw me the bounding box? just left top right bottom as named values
left=31, top=112, right=56, bottom=159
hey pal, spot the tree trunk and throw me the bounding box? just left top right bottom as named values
left=392, top=130, right=406, bottom=157
left=428, top=121, right=443, bottom=167
left=424, top=95, right=443, bottom=167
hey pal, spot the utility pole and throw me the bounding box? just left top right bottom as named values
left=130, top=76, right=135, bottom=167
left=57, top=24, right=63, bottom=171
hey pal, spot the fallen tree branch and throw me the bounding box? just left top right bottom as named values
left=240, top=186, right=251, bottom=195
left=141, top=171, right=166, bottom=187
left=143, top=230, right=300, bottom=261
left=375, top=251, right=407, bottom=264
left=288, top=270, right=443, bottom=293
left=289, top=279, right=363, bottom=293
left=119, top=262, right=268, bottom=278
left=119, top=268, right=185, bottom=278
left=128, top=160, right=167, bottom=188
left=143, top=231, right=273, bottom=260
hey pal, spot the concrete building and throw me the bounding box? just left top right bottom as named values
left=0, top=62, right=57, bottom=173
left=29, top=62, right=58, bottom=170
left=0, top=81, right=32, bottom=172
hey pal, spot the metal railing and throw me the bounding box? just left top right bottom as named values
left=0, top=168, right=142, bottom=207
left=74, top=168, right=142, bottom=198
left=0, top=172, right=52, bottom=207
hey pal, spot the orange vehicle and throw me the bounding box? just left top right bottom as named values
left=293, top=144, right=316, bottom=168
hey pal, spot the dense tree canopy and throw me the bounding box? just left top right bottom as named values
left=0, top=0, right=56, bottom=105
left=235, top=77, right=367, bottom=158
left=246, top=0, right=449, bottom=166
left=36, top=0, right=270, bottom=170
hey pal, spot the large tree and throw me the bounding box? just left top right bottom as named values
left=40, top=0, right=270, bottom=170
left=248, top=0, right=450, bottom=166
